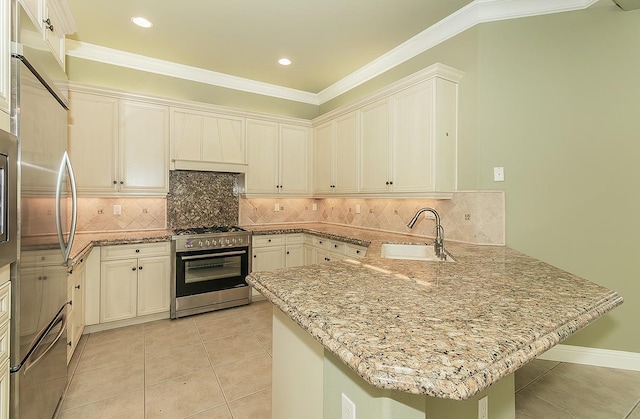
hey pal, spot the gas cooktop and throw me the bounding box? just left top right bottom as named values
left=173, top=226, right=247, bottom=236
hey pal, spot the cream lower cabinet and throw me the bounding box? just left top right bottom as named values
left=67, top=256, right=86, bottom=363
left=252, top=235, right=286, bottom=272
left=306, top=235, right=367, bottom=264
left=68, top=90, right=169, bottom=195
left=100, top=242, right=170, bottom=323
left=245, top=120, right=311, bottom=196
left=0, top=266, right=10, bottom=419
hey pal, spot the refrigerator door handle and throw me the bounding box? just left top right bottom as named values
left=11, top=304, right=68, bottom=374
left=55, top=151, right=78, bottom=263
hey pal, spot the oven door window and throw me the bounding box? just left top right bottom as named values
left=176, top=247, right=249, bottom=297
left=185, top=255, right=241, bottom=284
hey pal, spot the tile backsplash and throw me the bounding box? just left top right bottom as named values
left=240, top=191, right=505, bottom=245
left=76, top=197, right=167, bottom=232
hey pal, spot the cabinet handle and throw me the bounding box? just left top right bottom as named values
left=135, top=249, right=140, bottom=253
left=139, top=266, right=143, bottom=270
left=68, top=341, right=72, bottom=347
left=75, top=285, right=80, bottom=289
left=132, top=267, right=137, bottom=271
left=43, top=18, right=54, bottom=32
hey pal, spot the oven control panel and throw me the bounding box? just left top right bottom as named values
left=174, top=233, right=251, bottom=251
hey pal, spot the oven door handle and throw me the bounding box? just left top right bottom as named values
left=181, top=250, right=247, bottom=261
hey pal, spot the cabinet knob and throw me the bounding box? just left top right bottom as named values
left=268, top=239, right=271, bottom=242
left=385, top=181, right=389, bottom=185
left=68, top=341, right=72, bottom=347
left=75, top=285, right=80, bottom=289
left=390, top=181, right=393, bottom=185
left=120, top=181, right=124, bottom=185
left=356, top=250, right=360, bottom=254
left=253, top=255, right=257, bottom=258
left=43, top=18, right=54, bottom=32
left=132, top=267, right=137, bottom=271
left=286, top=251, right=290, bottom=255
left=135, top=249, right=140, bottom=253
left=334, top=244, right=338, bottom=248
left=113, top=180, right=117, bottom=185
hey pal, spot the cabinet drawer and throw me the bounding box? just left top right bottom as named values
left=101, top=241, right=170, bottom=261
left=253, top=235, right=285, bottom=247
left=311, top=236, right=329, bottom=249
left=345, top=244, right=367, bottom=258
left=327, top=240, right=346, bottom=254
left=285, top=234, right=304, bottom=244
left=21, top=249, right=64, bottom=267
left=0, top=320, right=8, bottom=361
left=0, top=283, right=9, bottom=327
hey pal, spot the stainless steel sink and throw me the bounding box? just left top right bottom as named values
left=380, top=243, right=454, bottom=262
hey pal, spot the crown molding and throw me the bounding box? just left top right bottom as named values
left=65, top=0, right=600, bottom=106
left=65, top=40, right=320, bottom=105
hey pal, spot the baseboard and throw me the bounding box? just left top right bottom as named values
left=83, top=311, right=170, bottom=334
left=538, top=344, right=640, bottom=371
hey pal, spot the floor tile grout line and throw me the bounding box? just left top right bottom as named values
left=515, top=361, right=563, bottom=394
left=623, top=398, right=640, bottom=419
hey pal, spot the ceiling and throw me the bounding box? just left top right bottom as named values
left=65, top=0, right=474, bottom=94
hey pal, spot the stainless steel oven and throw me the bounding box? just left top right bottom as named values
left=171, top=227, right=251, bottom=318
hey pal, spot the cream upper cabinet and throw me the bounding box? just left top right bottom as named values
left=119, top=100, right=169, bottom=194
left=359, top=98, right=391, bottom=193
left=390, top=78, right=457, bottom=193
left=68, top=90, right=169, bottom=196
left=170, top=107, right=246, bottom=172
left=313, top=63, right=463, bottom=198
left=313, top=112, right=359, bottom=195
left=68, top=91, right=119, bottom=194
left=245, top=119, right=310, bottom=196
left=19, top=0, right=76, bottom=68
left=313, top=121, right=334, bottom=195
left=0, top=0, right=10, bottom=130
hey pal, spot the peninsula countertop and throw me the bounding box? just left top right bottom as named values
left=243, top=223, right=623, bottom=400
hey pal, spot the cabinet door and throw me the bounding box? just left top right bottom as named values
left=68, top=92, right=119, bottom=194
left=0, top=358, right=8, bottom=419
left=313, top=121, right=334, bottom=194
left=119, top=100, right=169, bottom=194
left=137, top=255, right=170, bottom=316
left=71, top=263, right=85, bottom=350
left=285, top=244, right=304, bottom=268
left=334, top=112, right=359, bottom=194
left=246, top=119, right=279, bottom=194
left=42, top=0, right=66, bottom=67
left=100, top=259, right=137, bottom=323
left=279, top=124, right=310, bottom=195
left=66, top=279, right=74, bottom=364
left=172, top=108, right=245, bottom=164
left=252, top=246, right=286, bottom=272
left=391, top=81, right=435, bottom=193
left=359, top=98, right=391, bottom=193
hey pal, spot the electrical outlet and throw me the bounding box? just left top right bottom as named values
left=478, top=396, right=488, bottom=419
left=355, top=204, right=361, bottom=214
left=493, top=167, right=505, bottom=182
left=342, top=393, right=356, bottom=419
left=274, top=203, right=280, bottom=212
left=312, top=203, right=318, bottom=211
left=113, top=205, right=122, bottom=215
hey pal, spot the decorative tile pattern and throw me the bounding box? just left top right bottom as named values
left=76, top=197, right=167, bottom=232
left=239, top=191, right=505, bottom=245
left=167, top=170, right=240, bottom=229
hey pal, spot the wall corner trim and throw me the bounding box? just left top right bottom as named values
left=538, top=343, right=640, bottom=372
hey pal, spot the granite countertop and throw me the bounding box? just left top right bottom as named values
left=243, top=223, right=623, bottom=400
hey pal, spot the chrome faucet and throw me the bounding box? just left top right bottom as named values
left=407, top=208, right=446, bottom=260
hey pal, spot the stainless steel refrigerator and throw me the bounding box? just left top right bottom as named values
left=9, top=4, right=78, bottom=418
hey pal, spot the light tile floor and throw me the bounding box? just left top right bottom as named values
left=61, top=300, right=640, bottom=418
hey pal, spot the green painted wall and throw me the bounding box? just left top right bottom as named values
left=474, top=6, right=640, bottom=352
left=66, top=57, right=320, bottom=120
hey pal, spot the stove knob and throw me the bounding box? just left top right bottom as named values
left=225, top=239, right=230, bottom=245
left=238, top=238, right=243, bottom=244
left=205, top=240, right=211, bottom=246
left=198, top=241, right=203, bottom=247
left=232, top=238, right=237, bottom=244
left=212, top=240, right=218, bottom=246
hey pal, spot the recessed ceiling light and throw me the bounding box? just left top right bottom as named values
left=131, top=16, right=153, bottom=28
left=278, top=58, right=292, bottom=66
